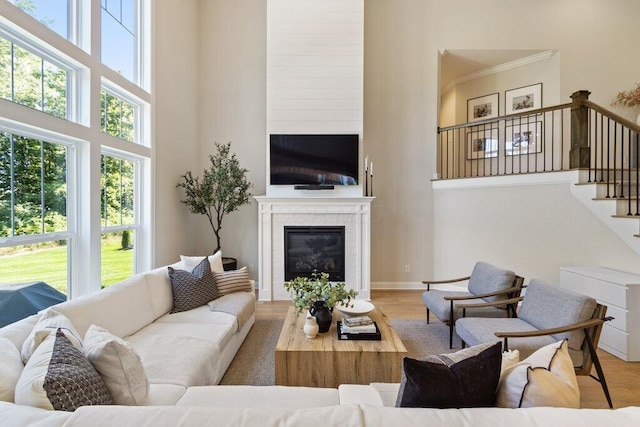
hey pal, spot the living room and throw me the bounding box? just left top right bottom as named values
left=1, top=0, right=640, bottom=424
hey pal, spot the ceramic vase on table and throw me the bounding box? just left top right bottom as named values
left=309, top=301, right=332, bottom=333
left=303, top=316, right=319, bottom=339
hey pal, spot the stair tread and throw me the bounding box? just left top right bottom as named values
left=592, top=197, right=640, bottom=201
left=611, top=214, right=640, bottom=219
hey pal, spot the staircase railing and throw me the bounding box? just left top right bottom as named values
left=437, top=91, right=640, bottom=217
left=437, top=103, right=571, bottom=179
left=583, top=99, right=640, bottom=216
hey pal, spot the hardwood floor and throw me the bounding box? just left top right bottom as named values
left=256, top=289, right=640, bottom=409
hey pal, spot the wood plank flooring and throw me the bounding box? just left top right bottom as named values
left=256, top=289, right=640, bottom=409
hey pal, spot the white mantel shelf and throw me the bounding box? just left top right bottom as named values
left=255, top=196, right=374, bottom=302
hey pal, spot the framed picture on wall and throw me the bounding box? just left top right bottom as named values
left=505, top=121, right=543, bottom=156
left=467, top=93, right=499, bottom=122
left=466, top=127, right=499, bottom=159
left=505, top=83, right=542, bottom=115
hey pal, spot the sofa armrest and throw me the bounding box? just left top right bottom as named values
left=338, top=385, right=384, bottom=406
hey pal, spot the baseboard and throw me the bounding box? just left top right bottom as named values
left=371, top=282, right=467, bottom=292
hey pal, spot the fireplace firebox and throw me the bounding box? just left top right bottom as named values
left=284, top=226, right=346, bottom=281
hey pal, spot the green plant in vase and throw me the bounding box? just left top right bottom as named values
left=284, top=271, right=357, bottom=333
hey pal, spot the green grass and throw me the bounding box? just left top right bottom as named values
left=0, top=236, right=134, bottom=294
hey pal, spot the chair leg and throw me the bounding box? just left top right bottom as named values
left=461, top=340, right=466, bottom=349
left=449, top=301, right=454, bottom=349
left=584, top=330, right=613, bottom=409
left=426, top=308, right=430, bottom=324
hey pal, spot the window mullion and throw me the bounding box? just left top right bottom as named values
left=10, top=41, right=14, bottom=101
left=9, top=134, right=15, bottom=237
left=40, top=140, right=44, bottom=234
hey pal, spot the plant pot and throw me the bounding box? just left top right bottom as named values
left=309, top=301, right=332, bottom=333
left=222, top=257, right=237, bottom=271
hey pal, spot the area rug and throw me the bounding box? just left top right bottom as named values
left=219, top=318, right=461, bottom=386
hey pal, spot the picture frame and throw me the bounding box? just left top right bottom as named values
left=467, top=127, right=499, bottom=160
left=467, top=93, right=499, bottom=122
left=505, top=83, right=542, bottom=115
left=505, top=121, right=543, bottom=156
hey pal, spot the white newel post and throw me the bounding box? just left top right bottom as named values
left=255, top=196, right=374, bottom=301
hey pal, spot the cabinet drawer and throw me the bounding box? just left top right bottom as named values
left=559, top=271, right=626, bottom=308
left=602, top=304, right=628, bottom=332
left=600, top=324, right=628, bottom=356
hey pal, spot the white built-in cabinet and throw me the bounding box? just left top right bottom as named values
left=559, top=266, right=640, bottom=362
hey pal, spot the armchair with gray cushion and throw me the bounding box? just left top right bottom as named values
left=455, top=279, right=613, bottom=408
left=422, top=262, right=525, bottom=348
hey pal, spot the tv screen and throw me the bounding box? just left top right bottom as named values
left=270, top=134, right=359, bottom=186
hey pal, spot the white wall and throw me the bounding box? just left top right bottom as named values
left=153, top=0, right=200, bottom=266
left=433, top=174, right=640, bottom=284
left=170, top=0, right=640, bottom=284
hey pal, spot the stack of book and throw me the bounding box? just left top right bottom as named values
left=337, top=316, right=381, bottom=340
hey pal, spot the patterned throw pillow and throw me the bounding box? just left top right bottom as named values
left=84, top=324, right=149, bottom=405
left=212, top=266, right=252, bottom=295
left=395, top=342, right=502, bottom=408
left=15, top=329, right=112, bottom=411
left=168, top=257, right=221, bottom=313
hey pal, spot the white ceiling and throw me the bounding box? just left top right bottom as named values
left=440, top=49, right=550, bottom=91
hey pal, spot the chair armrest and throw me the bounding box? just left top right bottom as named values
left=422, top=276, right=470, bottom=291
left=457, top=297, right=523, bottom=310
left=443, top=286, right=525, bottom=301
left=494, top=317, right=614, bottom=339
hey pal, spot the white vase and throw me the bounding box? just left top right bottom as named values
left=303, top=316, right=319, bottom=339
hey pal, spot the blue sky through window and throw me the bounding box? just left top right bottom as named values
left=10, top=0, right=69, bottom=39
left=101, top=0, right=136, bottom=82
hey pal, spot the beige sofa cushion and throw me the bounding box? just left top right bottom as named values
left=20, top=310, right=82, bottom=364
left=53, top=274, right=155, bottom=339
left=176, top=385, right=340, bottom=409
left=65, top=404, right=363, bottom=427
left=0, top=401, right=72, bottom=427
left=0, top=337, right=23, bottom=402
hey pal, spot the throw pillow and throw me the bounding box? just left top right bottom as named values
left=0, top=337, right=24, bottom=402
left=395, top=341, right=502, bottom=408
left=496, top=340, right=579, bottom=408
left=84, top=324, right=149, bottom=405
left=501, top=349, right=520, bottom=372
left=212, top=266, right=252, bottom=295
left=180, top=250, right=224, bottom=273
left=15, top=329, right=112, bottom=411
left=21, top=309, right=83, bottom=364
left=168, top=257, right=221, bottom=313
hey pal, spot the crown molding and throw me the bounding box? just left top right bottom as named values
left=442, top=50, right=555, bottom=94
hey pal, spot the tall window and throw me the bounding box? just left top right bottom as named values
left=100, top=154, right=136, bottom=288
left=8, top=0, right=71, bottom=41
left=101, top=89, right=135, bottom=143
left=0, top=1, right=152, bottom=303
left=0, top=35, right=69, bottom=119
left=0, top=130, right=71, bottom=295
left=101, top=0, right=137, bottom=83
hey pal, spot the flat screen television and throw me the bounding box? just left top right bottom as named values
left=270, top=134, right=359, bottom=186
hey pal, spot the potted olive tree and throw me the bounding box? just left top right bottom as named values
left=177, top=142, right=252, bottom=269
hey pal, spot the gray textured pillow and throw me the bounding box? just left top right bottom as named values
left=45, top=329, right=113, bottom=411
left=168, top=257, right=221, bottom=313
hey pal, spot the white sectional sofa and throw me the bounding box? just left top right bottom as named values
left=1, top=263, right=640, bottom=426
left=0, top=262, right=256, bottom=407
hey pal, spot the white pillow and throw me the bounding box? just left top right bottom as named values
left=496, top=340, right=579, bottom=408
left=180, top=250, right=224, bottom=273
left=0, top=337, right=24, bottom=402
left=21, top=309, right=83, bottom=364
left=84, top=324, right=149, bottom=405
left=501, top=349, right=520, bottom=372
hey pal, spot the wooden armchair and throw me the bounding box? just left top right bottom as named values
left=422, top=262, right=525, bottom=348
left=456, top=279, right=614, bottom=408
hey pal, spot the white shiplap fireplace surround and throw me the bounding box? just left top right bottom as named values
left=255, top=197, right=373, bottom=301
left=258, top=0, right=368, bottom=301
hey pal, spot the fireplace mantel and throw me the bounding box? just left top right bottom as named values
left=255, top=196, right=374, bottom=301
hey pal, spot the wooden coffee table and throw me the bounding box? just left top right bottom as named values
left=275, top=306, right=407, bottom=387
